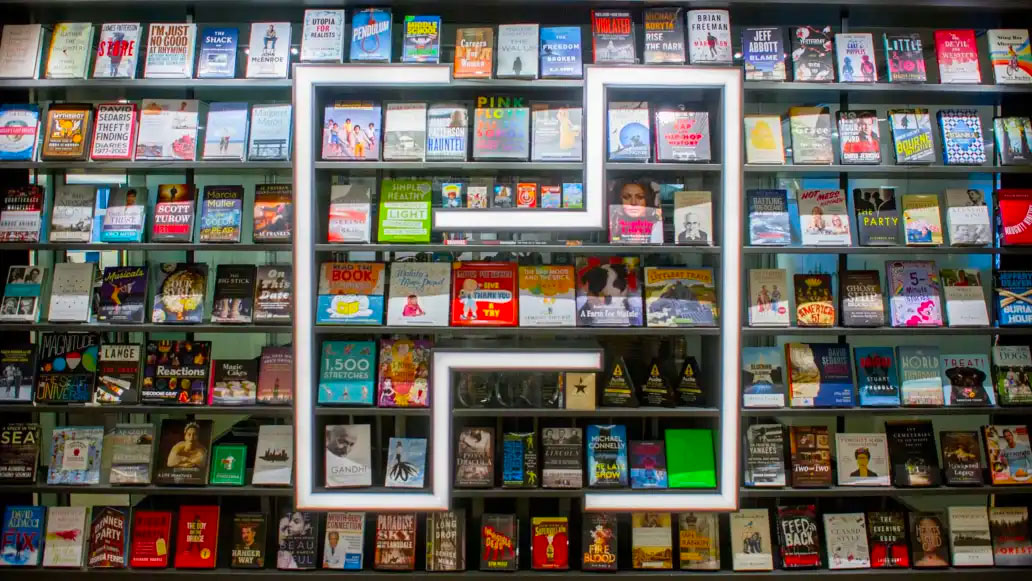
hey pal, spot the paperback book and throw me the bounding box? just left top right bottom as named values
left=377, top=338, right=430, bottom=407
left=374, top=514, right=416, bottom=570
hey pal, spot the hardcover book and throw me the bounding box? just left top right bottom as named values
left=301, top=10, right=345, bottom=63
left=135, top=99, right=199, bottom=160
left=473, top=106, right=530, bottom=160
left=777, top=505, right=821, bottom=568
left=910, top=512, right=950, bottom=567
left=480, top=514, right=517, bottom=570
left=374, top=513, right=416, bottom=570
left=1, top=265, right=44, bottom=323
left=531, top=103, right=582, bottom=161
left=587, top=424, right=628, bottom=487
left=983, top=425, right=1032, bottom=485
left=789, top=425, right=832, bottom=487
left=47, top=426, right=103, bottom=484
left=631, top=512, right=673, bottom=569
left=0, top=104, right=40, bottom=160
left=939, top=111, right=987, bottom=168
left=941, top=269, right=989, bottom=327
left=209, top=443, right=246, bottom=485
left=582, top=513, right=617, bottom=571
left=591, top=10, right=635, bottom=64
left=748, top=268, right=789, bottom=326
left=0, top=422, right=40, bottom=482
left=46, top=23, right=93, bottom=78
left=277, top=511, right=316, bottom=570
left=497, top=24, right=538, bottom=78
left=885, top=420, right=941, bottom=487
left=0, top=347, right=35, bottom=403
left=0, top=186, right=42, bottom=242
left=531, top=517, right=568, bottom=570
left=35, top=332, right=99, bottom=403
left=679, top=513, right=719, bottom=570
left=253, top=424, right=292, bottom=486
left=687, top=9, right=731, bottom=64
left=743, top=27, right=786, bottom=80
left=655, top=110, right=710, bottom=162
left=0, top=24, right=43, bottom=79
left=211, top=264, right=255, bottom=324
left=745, top=424, right=786, bottom=487
left=731, top=509, right=774, bottom=571
left=327, top=178, right=372, bottom=243
left=377, top=178, right=430, bottom=242
left=209, top=359, right=258, bottom=405
left=383, top=103, right=427, bottom=161
left=899, top=345, right=946, bottom=406
left=885, top=33, right=927, bottom=82
left=887, top=260, right=943, bottom=326
left=322, top=101, right=380, bottom=160
left=377, top=338, right=430, bottom=407
left=674, top=190, right=713, bottom=245
left=786, top=342, right=855, bottom=407
left=385, top=437, right=426, bottom=488
left=196, top=27, right=238, bottom=78
left=253, top=183, right=293, bottom=242
left=141, top=340, right=211, bottom=405
left=989, top=507, right=1032, bottom=566
left=540, top=26, right=582, bottom=78
left=90, top=103, right=137, bottom=160
left=793, top=273, right=835, bottom=327
left=518, top=264, right=576, bottom=327
left=48, top=262, right=94, bottom=322
left=644, top=267, right=716, bottom=327
left=629, top=440, right=667, bottom=488
left=253, top=265, right=291, bottom=323
left=316, top=262, right=385, bottom=325
left=151, top=262, right=207, bottom=324
left=49, top=186, right=96, bottom=242
left=995, top=117, right=1032, bottom=166
left=257, top=346, right=292, bottom=404
left=742, top=347, right=786, bottom=408
left=987, top=29, right=1032, bottom=84
left=151, top=183, right=195, bottom=242
left=42, top=506, right=87, bottom=567
left=824, top=513, right=871, bottom=569
left=154, top=419, right=213, bottom=485
left=385, top=262, right=449, bottom=326
left=541, top=427, right=582, bottom=489
left=449, top=261, right=517, bottom=326
left=144, top=23, right=196, bottom=78
left=350, top=8, right=392, bottom=62
left=836, top=433, right=891, bottom=486
left=318, top=341, right=374, bottom=405
left=1, top=506, right=44, bottom=566
left=854, top=346, right=901, bottom=406
left=868, top=512, right=910, bottom=568
left=93, top=23, right=140, bottom=78
left=402, top=15, right=440, bottom=63
left=230, top=513, right=265, bottom=568
left=245, top=22, right=290, bottom=78
left=456, top=427, right=494, bottom=487
left=173, top=506, right=218, bottom=568
left=607, top=101, right=650, bottom=161
left=747, top=189, right=790, bottom=244
left=87, top=506, right=128, bottom=568
left=107, top=423, right=154, bottom=484
left=42, top=104, right=93, bottom=160
left=838, top=110, right=881, bottom=163
left=945, top=188, right=992, bottom=245
left=841, top=270, right=885, bottom=327
left=790, top=106, right=834, bottom=164
left=202, top=102, right=248, bottom=160
left=792, top=26, right=835, bottom=81
left=576, top=256, right=643, bottom=327
left=100, top=187, right=145, bottom=242
left=993, top=345, right=1032, bottom=405
left=940, top=430, right=984, bottom=485
left=198, top=185, right=243, bottom=242
left=998, top=270, right=1032, bottom=325
left=325, top=424, right=371, bottom=488
left=323, top=512, right=363, bottom=569
left=744, top=115, right=786, bottom=164
left=835, top=33, right=877, bottom=82
left=935, top=29, right=980, bottom=83
left=643, top=7, right=685, bottom=64
left=453, top=27, right=493, bottom=78
left=889, top=108, right=936, bottom=163
left=248, top=103, right=292, bottom=160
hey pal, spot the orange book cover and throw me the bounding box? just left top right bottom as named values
left=454, top=27, right=493, bottom=78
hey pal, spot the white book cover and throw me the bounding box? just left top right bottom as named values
left=748, top=269, right=789, bottom=326
left=0, top=24, right=43, bottom=78
left=323, top=512, right=364, bottom=569
left=744, top=115, right=785, bottom=164
left=383, top=102, right=427, bottom=161
left=823, top=513, right=870, bottom=569
left=143, top=23, right=196, bottom=78
left=253, top=424, right=293, bottom=485
left=386, top=262, right=450, bottom=326
left=674, top=191, right=713, bottom=245
left=49, top=185, right=96, bottom=242
left=988, top=29, right=1032, bottom=85
left=302, top=10, right=346, bottom=63
left=798, top=189, right=852, bottom=245
left=948, top=506, right=994, bottom=566
left=48, top=262, right=95, bottom=322
left=325, top=424, right=372, bottom=488
left=834, top=433, right=890, bottom=486
left=135, top=99, right=199, bottom=160
left=945, top=188, right=991, bottom=246
left=91, top=103, right=137, bottom=160
left=92, top=22, right=141, bottom=78
left=687, top=9, right=732, bottom=64
left=327, top=178, right=373, bottom=243
left=835, top=33, right=878, bottom=82
left=941, top=269, right=989, bottom=327
left=202, top=102, right=248, bottom=160
left=248, top=103, right=292, bottom=160
left=246, top=22, right=291, bottom=78
left=518, top=265, right=576, bottom=327
left=41, top=506, right=88, bottom=568
left=730, top=509, right=773, bottom=571
left=45, top=22, right=93, bottom=79
left=496, top=23, right=539, bottom=78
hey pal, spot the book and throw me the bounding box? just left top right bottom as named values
left=776, top=505, right=821, bottom=568
left=301, top=10, right=345, bottom=62
left=93, top=310, right=142, bottom=365
left=129, top=510, right=172, bottom=568
left=135, top=99, right=199, bottom=160
left=93, top=23, right=140, bottom=78
left=90, top=102, right=137, bottom=160
left=687, top=9, right=731, bottom=64
left=230, top=513, right=265, bottom=568
left=0, top=347, right=35, bottom=403
left=502, top=431, right=537, bottom=488
left=789, top=425, right=832, bottom=487
left=47, top=425, right=103, bottom=484
left=643, top=7, right=685, bottom=64
left=257, top=346, right=291, bottom=404
left=673, top=190, right=712, bottom=245
left=940, top=430, right=984, bottom=485
left=744, top=115, right=786, bottom=164
left=377, top=338, right=430, bottom=407
left=377, top=178, right=431, bottom=242
left=730, top=509, right=774, bottom=571
left=940, top=109, right=987, bottom=165
left=748, top=268, right=789, bottom=326
left=318, top=341, right=374, bottom=405
left=885, top=32, right=927, bottom=82
left=911, top=512, right=950, bottom=567
left=887, top=260, right=943, bottom=326
left=789, top=107, right=834, bottom=164
left=941, top=269, right=989, bottom=326
left=173, top=506, right=218, bottom=568
left=998, top=270, right=1032, bottom=325
left=327, top=178, right=372, bottom=242
left=385, top=262, right=449, bottom=327
left=854, top=346, right=901, bottom=406
left=885, top=420, right=941, bottom=486
left=853, top=187, right=900, bottom=245
left=792, top=26, right=835, bottom=81
left=210, top=264, right=254, bottom=324
left=835, top=33, right=878, bottom=82
left=426, top=103, right=467, bottom=160
left=86, top=507, right=129, bottom=564
left=248, top=103, right=292, bottom=160
left=576, top=256, right=643, bottom=327
left=350, top=8, right=391, bottom=62
left=42, top=103, right=93, bottom=160
left=154, top=419, right=213, bottom=485
left=151, top=263, right=207, bottom=324
left=824, top=513, right=870, bottom=569
left=151, top=183, right=195, bottom=242
left=747, top=189, right=790, bottom=244
left=581, top=513, right=617, bottom=571
left=541, top=427, right=582, bottom=489
left=497, top=24, right=538, bottom=78
left=253, top=424, right=292, bottom=485
left=197, top=185, right=243, bottom=242
left=253, top=183, right=292, bottom=242
left=517, top=265, right=575, bottom=327
left=375, top=513, right=416, bottom=570
left=564, top=372, right=596, bottom=411
left=531, top=103, right=582, bottom=162
left=989, top=507, right=1032, bottom=566
left=0, top=24, right=43, bottom=79
left=202, top=102, right=247, bottom=160
left=631, top=512, right=673, bottom=569
left=401, top=15, right=440, bottom=63
left=317, top=262, right=385, bottom=325
left=35, top=333, right=99, bottom=403
left=196, top=27, right=238, bottom=78
left=743, top=27, right=786, bottom=80
left=246, top=22, right=290, bottom=78
left=322, top=101, right=381, bottom=160
left=935, top=29, right=980, bottom=83
left=794, top=273, right=835, bottom=327
left=0, top=265, right=44, bottom=323
left=472, top=106, right=530, bottom=160
left=209, top=443, right=247, bottom=485
left=0, top=104, right=40, bottom=160
left=425, top=511, right=465, bottom=571
left=629, top=440, right=667, bottom=489
left=608, top=201, right=663, bottom=244
left=453, top=27, right=493, bottom=78
left=209, top=359, right=258, bottom=405
left=480, top=514, right=517, bottom=571
left=644, top=267, right=716, bottom=327
left=0, top=186, right=42, bottom=242
left=323, top=512, right=364, bottom=569
left=325, top=424, right=371, bottom=487
left=995, top=117, right=1032, bottom=165
left=655, top=110, right=710, bottom=162
left=988, top=29, right=1032, bottom=84
left=540, top=26, right=581, bottom=78
left=97, top=266, right=146, bottom=323
left=868, top=512, right=910, bottom=568
left=591, top=10, right=634, bottom=64
left=450, top=261, right=517, bottom=326
left=841, top=270, right=885, bottom=327
left=385, top=437, right=426, bottom=488
left=0, top=422, right=40, bottom=482
left=889, top=108, right=936, bottom=163
left=899, top=345, right=946, bottom=405
left=587, top=424, right=628, bottom=487
left=145, top=23, right=196, bottom=77
left=745, top=424, right=786, bottom=487
left=530, top=517, right=569, bottom=570
left=141, top=339, right=212, bottom=404
left=107, top=423, right=154, bottom=484
left=742, top=347, right=786, bottom=408
left=455, top=427, right=493, bottom=487
left=983, top=425, right=1032, bottom=485
left=838, top=110, right=881, bottom=163
left=993, top=345, right=1032, bottom=405
left=46, top=23, right=93, bottom=78
left=100, top=186, right=145, bottom=242
left=382, top=102, right=426, bottom=161
left=835, top=433, right=891, bottom=486
left=678, top=513, right=719, bottom=570
left=47, top=262, right=94, bottom=322
left=1, top=506, right=44, bottom=566
left=607, top=101, right=650, bottom=161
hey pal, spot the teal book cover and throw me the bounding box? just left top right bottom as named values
left=664, top=429, right=716, bottom=488
left=318, top=341, right=375, bottom=405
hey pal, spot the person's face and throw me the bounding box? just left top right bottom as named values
left=856, top=453, right=869, bottom=469
left=333, top=431, right=355, bottom=455
left=1005, top=431, right=1016, bottom=446
left=126, top=192, right=137, bottom=205
left=184, top=426, right=197, bottom=443
left=328, top=532, right=339, bottom=547
left=918, top=519, right=940, bottom=551
left=968, top=190, right=981, bottom=203
left=685, top=215, right=699, bottom=232
left=859, top=117, right=873, bottom=133
left=620, top=184, right=648, bottom=208
left=289, top=513, right=305, bottom=533
left=241, top=526, right=255, bottom=545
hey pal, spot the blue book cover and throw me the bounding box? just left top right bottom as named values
left=198, top=185, right=243, bottom=243
left=742, top=346, right=786, bottom=408
left=747, top=189, right=791, bottom=245
left=787, top=343, right=855, bottom=407
left=248, top=103, right=292, bottom=161
left=47, top=426, right=104, bottom=485
left=401, top=15, right=440, bottom=63
left=540, top=26, right=582, bottom=78
left=321, top=102, right=382, bottom=161
left=316, top=263, right=385, bottom=324
left=202, top=102, right=248, bottom=160
left=629, top=440, right=668, bottom=489
left=318, top=340, right=375, bottom=405
left=854, top=346, right=901, bottom=406
left=0, top=505, right=45, bottom=566
left=998, top=270, right=1032, bottom=326
left=742, top=27, right=786, bottom=80
left=100, top=186, right=145, bottom=242
left=0, top=104, right=40, bottom=161
left=939, top=109, right=987, bottom=165
left=587, top=424, right=628, bottom=487
left=196, top=27, right=239, bottom=78
left=385, top=437, right=427, bottom=488
left=350, top=8, right=392, bottom=62
left=91, top=187, right=109, bottom=242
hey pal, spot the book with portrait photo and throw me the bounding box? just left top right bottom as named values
left=324, top=424, right=372, bottom=488
left=153, top=419, right=213, bottom=485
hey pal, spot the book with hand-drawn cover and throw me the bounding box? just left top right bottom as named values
left=887, top=260, right=943, bottom=327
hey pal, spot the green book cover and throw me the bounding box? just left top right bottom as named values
left=376, top=179, right=432, bottom=242
left=664, top=429, right=716, bottom=488
left=210, top=443, right=248, bottom=485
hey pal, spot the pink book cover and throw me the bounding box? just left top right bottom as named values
left=257, top=346, right=292, bottom=404
left=934, top=30, right=981, bottom=83
left=886, top=260, right=943, bottom=327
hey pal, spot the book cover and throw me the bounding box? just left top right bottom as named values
left=107, top=423, right=154, bottom=483
left=997, top=270, right=1032, bottom=325
left=90, top=103, right=137, bottom=160
left=456, top=427, right=494, bottom=487
left=135, top=99, right=199, bottom=160
left=327, top=178, right=372, bottom=243
left=885, top=420, right=941, bottom=487
left=502, top=431, right=536, bottom=488
left=540, top=26, right=581, bottom=78
left=209, top=359, right=258, bottom=405
left=940, top=430, right=984, bottom=485
left=473, top=106, right=530, bottom=160
left=386, top=262, right=449, bottom=327
left=100, top=186, right=145, bottom=242
left=608, top=202, right=663, bottom=244
left=230, top=513, right=265, bottom=568
left=253, top=264, right=291, bottom=323
left=401, top=15, right=440, bottom=63
left=0, top=422, right=40, bottom=482
left=253, top=424, right=292, bottom=486
left=196, top=26, right=238, bottom=78
left=144, top=23, right=196, bottom=78
left=867, top=512, right=910, bottom=568
left=1, top=265, right=45, bottom=323
left=350, top=8, right=391, bottom=62
left=575, top=256, right=643, bottom=327
left=591, top=10, right=635, bottom=64
left=0, top=25, right=43, bottom=79
left=838, top=110, right=881, bottom=163
left=87, top=506, right=128, bottom=568
left=253, top=183, right=292, bottom=242
left=607, top=101, right=650, bottom=161
left=42, top=104, right=93, bottom=160
left=302, top=10, right=345, bottom=63
left=202, top=102, right=248, bottom=160
left=687, top=9, right=731, bottom=64
left=531, top=103, right=582, bottom=161
left=995, top=117, right=1032, bottom=166
left=0, top=347, right=36, bottom=403
left=941, top=269, right=989, bottom=326
left=582, top=513, right=617, bottom=571
left=529, top=517, right=568, bottom=570
left=0, top=104, right=40, bottom=160
left=745, top=424, right=786, bottom=487
left=665, top=429, right=715, bottom=488
left=245, top=22, right=290, bottom=78
left=173, top=506, right=218, bottom=568
left=93, top=23, right=140, bottom=78
left=48, top=262, right=94, bottom=322
left=629, top=440, right=667, bottom=488
left=989, top=507, right=1032, bottom=566
left=792, top=26, right=834, bottom=81
left=643, top=7, right=685, bottom=64
left=374, top=513, right=416, bottom=570
left=789, top=425, right=832, bottom=487
left=644, top=267, right=716, bottom=327
left=377, top=178, right=431, bottom=242
left=887, top=260, right=943, bottom=326
left=518, top=264, right=575, bottom=327
left=935, top=29, right=980, bottom=83
left=151, top=183, right=195, bottom=242
left=322, top=101, right=380, bottom=160
left=777, top=505, right=821, bottom=568
left=198, top=185, right=243, bottom=242
left=496, top=24, right=538, bottom=78
left=854, top=346, right=901, bottom=406
left=480, top=514, right=517, bottom=571
left=541, top=427, right=582, bottom=489
left=794, top=273, right=835, bottom=327
left=674, top=190, right=712, bottom=245
left=679, top=513, right=719, bottom=570
left=731, top=509, right=774, bottom=571
left=631, top=512, right=672, bottom=569
left=35, top=332, right=99, bottom=403
left=453, top=27, right=493, bottom=78
left=742, top=347, right=786, bottom=408
left=323, top=512, right=363, bottom=569
left=0, top=186, right=43, bottom=243
left=43, top=506, right=85, bottom=567
left=988, top=29, right=1032, bottom=84
left=910, top=512, right=950, bottom=567
left=150, top=263, right=206, bottom=324
left=744, top=115, right=786, bottom=164
left=841, top=270, right=885, bottom=327
left=47, top=426, right=103, bottom=484
left=141, top=339, right=212, bottom=404
left=209, top=443, right=246, bottom=485
left=128, top=510, right=171, bottom=568
left=747, top=189, right=790, bottom=244
left=257, top=346, right=292, bottom=404
left=377, top=338, right=429, bottom=407
left=211, top=264, right=255, bottom=324
left=789, top=107, right=834, bottom=164
left=46, top=22, right=92, bottom=79
left=317, top=262, right=385, bottom=325
left=835, top=433, right=891, bottom=486
left=885, top=33, right=927, bottom=82
left=824, top=513, right=870, bottom=569
left=383, top=103, right=427, bottom=161
left=983, top=425, right=1032, bottom=485
left=743, top=27, right=786, bottom=80
left=899, top=345, right=946, bottom=405
left=276, top=511, right=317, bottom=570
left=940, top=109, right=987, bottom=166
left=587, top=424, right=628, bottom=487
left=325, top=424, right=372, bottom=487
left=154, top=419, right=212, bottom=485
left=889, top=108, right=936, bottom=163
left=993, top=345, right=1032, bottom=405
left=385, top=437, right=426, bottom=488
left=318, top=341, right=374, bottom=405
left=835, top=33, right=878, bottom=82
left=748, top=268, right=789, bottom=326
left=1, top=506, right=44, bottom=566
left=248, top=103, right=292, bottom=160
left=854, top=187, right=900, bottom=245
left=450, top=261, right=517, bottom=326
left=655, top=110, right=710, bottom=162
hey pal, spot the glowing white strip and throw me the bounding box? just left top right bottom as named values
left=582, top=65, right=743, bottom=512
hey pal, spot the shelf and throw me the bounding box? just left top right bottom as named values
left=454, top=488, right=584, bottom=498
left=311, top=325, right=720, bottom=336
left=1, top=483, right=293, bottom=496
left=744, top=245, right=1032, bottom=255
left=0, top=323, right=292, bottom=333
left=454, top=407, right=720, bottom=417
left=0, top=404, right=293, bottom=416
left=605, top=162, right=723, bottom=172
left=741, top=485, right=1032, bottom=497
left=314, top=243, right=721, bottom=255
left=2, top=243, right=292, bottom=252
left=0, top=78, right=293, bottom=90
left=743, top=406, right=1032, bottom=417
left=742, top=326, right=1027, bottom=336
left=315, top=407, right=430, bottom=417
left=314, top=161, right=582, bottom=171
left=4, top=161, right=291, bottom=170
left=744, top=164, right=1023, bottom=177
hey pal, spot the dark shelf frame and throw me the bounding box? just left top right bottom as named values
left=453, top=407, right=721, bottom=417
left=744, top=164, right=1030, bottom=176
left=1, top=484, right=293, bottom=496
left=5, top=161, right=292, bottom=170
left=0, top=404, right=293, bottom=416
left=312, top=325, right=720, bottom=336
left=314, top=407, right=430, bottom=417
left=0, top=323, right=292, bottom=333
left=742, top=406, right=1032, bottom=417
left=313, top=161, right=583, bottom=171
left=605, top=162, right=723, bottom=172
left=741, top=485, right=1032, bottom=497
left=742, top=326, right=1028, bottom=336
left=314, top=243, right=721, bottom=254
left=1, top=243, right=292, bottom=252
left=744, top=246, right=1032, bottom=255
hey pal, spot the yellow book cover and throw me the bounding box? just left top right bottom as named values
left=631, top=512, right=673, bottom=569
left=644, top=267, right=717, bottom=327
left=902, top=194, right=944, bottom=245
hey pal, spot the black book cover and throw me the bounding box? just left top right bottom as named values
left=88, top=506, right=128, bottom=568
left=639, top=359, right=675, bottom=407
left=745, top=424, right=785, bottom=487
left=426, top=510, right=466, bottom=571
left=0, top=345, right=36, bottom=402
left=455, top=427, right=494, bottom=488
left=231, top=513, right=266, bottom=568
left=602, top=356, right=639, bottom=407
left=909, top=512, right=949, bottom=567
left=277, top=510, right=317, bottom=570
left=582, top=513, right=618, bottom=571
left=98, top=266, right=147, bottom=323
left=142, top=340, right=212, bottom=405
left=254, top=265, right=292, bottom=323
left=480, top=514, right=518, bottom=571
left=153, top=418, right=213, bottom=485
left=96, top=343, right=141, bottom=404
left=940, top=430, right=984, bottom=486
left=35, top=332, right=99, bottom=403
left=854, top=187, right=901, bottom=246
left=0, top=421, right=40, bottom=482
left=676, top=356, right=705, bottom=406
left=212, top=264, right=255, bottom=324
left=867, top=511, right=910, bottom=568
left=789, top=425, right=832, bottom=487
left=374, top=513, right=417, bottom=571
left=792, top=26, right=834, bottom=81
left=776, top=505, right=821, bottom=568
left=886, top=420, right=941, bottom=487
left=840, top=270, right=885, bottom=327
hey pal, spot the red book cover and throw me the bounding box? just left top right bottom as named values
left=87, top=506, right=129, bottom=568
left=174, top=506, right=219, bottom=569
left=531, top=517, right=569, bottom=570
left=999, top=189, right=1032, bottom=245
left=130, top=510, right=173, bottom=568
left=451, top=261, right=518, bottom=326
left=934, top=30, right=981, bottom=83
